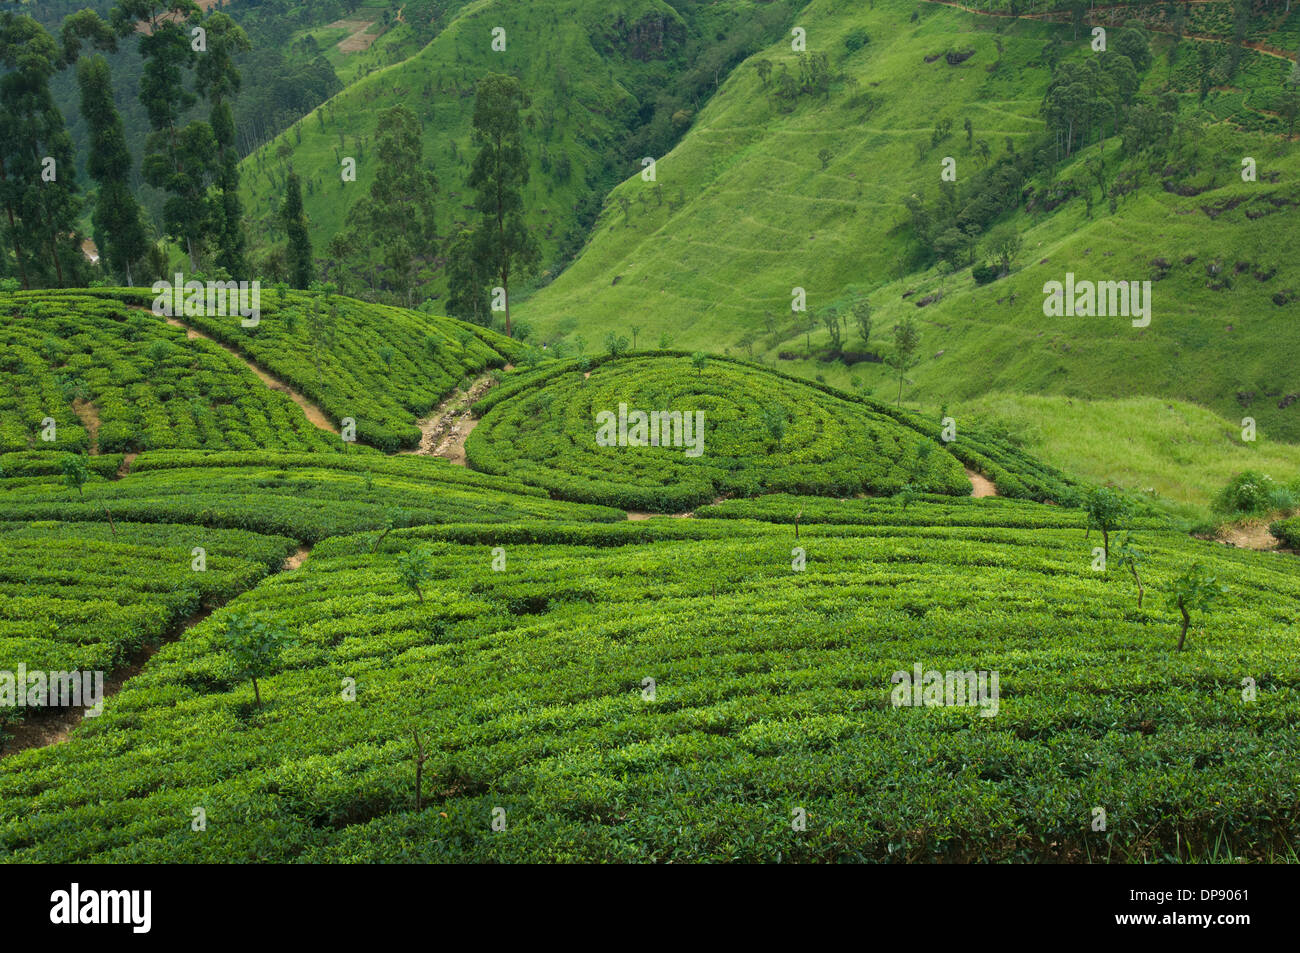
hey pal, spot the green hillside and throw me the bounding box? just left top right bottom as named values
left=514, top=0, right=1300, bottom=457
left=3, top=512, right=1297, bottom=862
left=4, top=0, right=1300, bottom=872
left=1, top=288, right=516, bottom=453
left=238, top=0, right=803, bottom=298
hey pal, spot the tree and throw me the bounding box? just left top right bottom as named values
left=1113, top=534, right=1147, bottom=608
left=340, top=104, right=438, bottom=304
left=754, top=59, right=773, bottom=87
left=282, top=172, right=313, bottom=289
left=983, top=223, right=1023, bottom=275
left=221, top=612, right=291, bottom=708
left=76, top=55, right=149, bottom=285
left=0, top=13, right=85, bottom=289
left=820, top=306, right=842, bottom=352
left=762, top=403, right=786, bottom=449
left=61, top=454, right=90, bottom=498
left=851, top=298, right=872, bottom=345
left=887, top=316, right=921, bottom=406
left=604, top=330, right=629, bottom=357
left=467, top=74, right=538, bottom=337
left=396, top=547, right=432, bottom=603
left=113, top=1, right=210, bottom=269
left=196, top=12, right=251, bottom=276
left=1082, top=486, right=1130, bottom=559
left=691, top=352, right=709, bottom=376
left=1167, top=564, right=1225, bottom=651
left=817, top=147, right=833, bottom=170
left=443, top=227, right=490, bottom=324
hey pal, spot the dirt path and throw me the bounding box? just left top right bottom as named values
left=1, top=543, right=315, bottom=758
left=284, top=545, right=312, bottom=570
left=966, top=468, right=998, bottom=498
left=401, top=372, right=500, bottom=465
left=0, top=605, right=210, bottom=758
left=164, top=317, right=339, bottom=436
left=1217, top=521, right=1281, bottom=551
left=115, top=452, right=138, bottom=479
left=71, top=399, right=101, bottom=455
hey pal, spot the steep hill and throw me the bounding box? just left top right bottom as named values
left=514, top=0, right=1300, bottom=451
left=238, top=0, right=803, bottom=298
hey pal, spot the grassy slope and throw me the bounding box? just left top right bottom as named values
left=238, top=0, right=750, bottom=292
left=965, top=393, right=1300, bottom=507
left=516, top=0, right=1300, bottom=490
left=516, top=1, right=1060, bottom=342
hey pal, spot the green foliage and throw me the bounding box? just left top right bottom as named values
left=395, top=546, right=432, bottom=603
left=60, top=454, right=90, bottom=498
left=1082, top=486, right=1131, bottom=557
left=0, top=519, right=292, bottom=731
left=887, top=316, right=921, bottom=406
left=221, top=610, right=292, bottom=707
left=0, top=13, right=86, bottom=289
left=466, top=74, right=538, bottom=338
left=3, top=516, right=1296, bottom=861
left=1215, top=470, right=1297, bottom=516
left=0, top=291, right=341, bottom=453
left=466, top=355, right=971, bottom=511
left=282, top=172, right=314, bottom=289
left=337, top=105, right=438, bottom=305
left=0, top=451, right=622, bottom=541
left=1166, top=563, right=1227, bottom=651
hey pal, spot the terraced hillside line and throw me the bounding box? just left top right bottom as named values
left=923, top=0, right=1295, bottom=62
left=402, top=372, right=499, bottom=464
left=338, top=21, right=380, bottom=53
left=162, top=316, right=340, bottom=435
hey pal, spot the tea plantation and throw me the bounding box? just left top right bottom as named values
left=2, top=518, right=1297, bottom=862
left=1, top=291, right=1297, bottom=864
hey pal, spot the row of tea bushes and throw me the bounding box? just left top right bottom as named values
left=2, top=517, right=1294, bottom=861
left=466, top=355, right=972, bottom=511
left=0, top=520, right=295, bottom=736
left=0, top=293, right=339, bottom=454
left=72, top=289, right=513, bottom=452
left=0, top=459, right=624, bottom=542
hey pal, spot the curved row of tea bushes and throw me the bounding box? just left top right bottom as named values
left=0, top=461, right=624, bottom=542
left=0, top=293, right=339, bottom=454
left=466, top=355, right=972, bottom=511
left=694, top=493, right=1171, bottom=530
left=75, top=289, right=513, bottom=452
left=721, top=359, right=1084, bottom=504
left=2, top=520, right=1295, bottom=861
left=0, top=520, right=294, bottom=736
